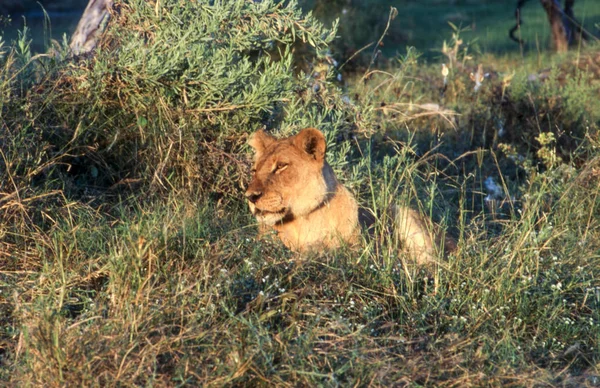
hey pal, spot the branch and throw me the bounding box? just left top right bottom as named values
left=70, top=0, right=114, bottom=56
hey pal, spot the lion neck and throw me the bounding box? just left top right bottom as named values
left=282, top=162, right=339, bottom=223
left=270, top=163, right=360, bottom=251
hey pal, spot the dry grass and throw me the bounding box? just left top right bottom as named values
left=0, top=0, right=599, bottom=386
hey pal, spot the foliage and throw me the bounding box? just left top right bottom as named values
left=0, top=0, right=599, bottom=386
left=1, top=0, right=345, bottom=199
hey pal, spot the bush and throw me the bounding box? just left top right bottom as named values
left=1, top=0, right=351, bottom=199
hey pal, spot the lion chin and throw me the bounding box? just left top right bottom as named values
left=253, top=209, right=287, bottom=226
left=245, top=127, right=453, bottom=264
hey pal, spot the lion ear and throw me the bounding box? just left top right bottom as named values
left=248, top=129, right=275, bottom=154
left=294, top=128, right=326, bottom=162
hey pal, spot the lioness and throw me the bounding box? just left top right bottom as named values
left=245, top=128, right=446, bottom=264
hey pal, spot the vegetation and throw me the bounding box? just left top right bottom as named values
left=0, top=0, right=87, bottom=14
left=303, top=0, right=600, bottom=59
left=0, top=0, right=599, bottom=385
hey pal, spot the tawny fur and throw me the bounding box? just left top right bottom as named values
left=245, top=128, right=443, bottom=264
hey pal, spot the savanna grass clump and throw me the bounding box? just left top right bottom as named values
left=0, top=0, right=599, bottom=386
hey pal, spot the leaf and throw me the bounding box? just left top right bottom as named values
left=137, top=116, right=148, bottom=129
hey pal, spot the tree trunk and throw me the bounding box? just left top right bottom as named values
left=563, top=0, right=590, bottom=45
left=540, top=0, right=569, bottom=52
left=70, top=0, right=113, bottom=55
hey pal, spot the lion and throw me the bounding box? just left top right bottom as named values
left=245, top=127, right=450, bottom=264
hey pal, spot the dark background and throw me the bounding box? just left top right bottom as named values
left=1, top=0, right=599, bottom=58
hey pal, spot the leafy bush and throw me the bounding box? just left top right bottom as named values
left=1, top=0, right=347, bottom=199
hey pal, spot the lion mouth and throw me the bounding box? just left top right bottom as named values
left=253, top=208, right=286, bottom=217
left=250, top=206, right=289, bottom=225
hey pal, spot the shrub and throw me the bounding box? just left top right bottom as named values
left=1, top=0, right=349, bottom=200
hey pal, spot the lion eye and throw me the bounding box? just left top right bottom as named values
left=274, top=162, right=289, bottom=173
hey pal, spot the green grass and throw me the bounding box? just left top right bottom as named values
left=0, top=0, right=88, bottom=53
left=305, top=0, right=600, bottom=62
left=1, top=0, right=599, bottom=385
left=401, top=0, right=600, bottom=57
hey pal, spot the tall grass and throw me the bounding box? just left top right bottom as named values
left=0, top=0, right=599, bottom=385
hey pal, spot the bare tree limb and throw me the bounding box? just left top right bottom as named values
left=509, top=0, right=529, bottom=45
left=540, top=0, right=569, bottom=52
left=70, top=0, right=113, bottom=56
left=510, top=0, right=589, bottom=52
left=563, top=0, right=591, bottom=44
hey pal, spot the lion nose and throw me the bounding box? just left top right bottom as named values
left=245, top=190, right=263, bottom=204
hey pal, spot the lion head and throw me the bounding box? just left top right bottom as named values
left=245, top=128, right=338, bottom=226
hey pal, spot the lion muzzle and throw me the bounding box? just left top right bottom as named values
left=245, top=189, right=263, bottom=204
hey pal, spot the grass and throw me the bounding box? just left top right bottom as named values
left=7, top=0, right=600, bottom=58
left=0, top=0, right=88, bottom=53
left=401, top=0, right=600, bottom=57
left=1, top=0, right=600, bottom=385
left=306, top=0, right=600, bottom=62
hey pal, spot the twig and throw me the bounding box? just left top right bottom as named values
left=361, top=7, right=398, bottom=82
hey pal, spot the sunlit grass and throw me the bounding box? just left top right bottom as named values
left=0, top=0, right=599, bottom=385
